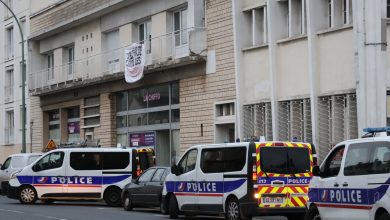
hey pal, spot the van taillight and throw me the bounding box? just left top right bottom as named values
left=252, top=172, right=257, bottom=181
left=313, top=157, right=318, bottom=166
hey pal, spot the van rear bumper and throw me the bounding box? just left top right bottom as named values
left=240, top=202, right=306, bottom=216
left=1, top=181, right=18, bottom=199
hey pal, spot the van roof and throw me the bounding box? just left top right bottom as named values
left=8, top=153, right=43, bottom=157
left=336, top=136, right=390, bottom=146
left=47, top=148, right=138, bottom=153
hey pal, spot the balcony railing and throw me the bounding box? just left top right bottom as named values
left=4, top=84, right=13, bottom=103
left=29, top=27, right=207, bottom=92
left=4, top=127, right=14, bottom=144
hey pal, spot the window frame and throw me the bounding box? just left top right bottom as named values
left=321, top=145, right=345, bottom=178
left=33, top=151, right=65, bottom=172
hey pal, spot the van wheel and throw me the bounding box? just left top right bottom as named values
left=160, top=200, right=167, bottom=214
left=123, top=194, right=133, bottom=211
left=18, top=185, right=37, bottom=204
left=226, top=197, right=241, bottom=220
left=169, top=194, right=179, bottom=219
left=305, top=206, right=321, bottom=220
left=379, top=212, right=390, bottom=220
left=104, top=187, right=122, bottom=207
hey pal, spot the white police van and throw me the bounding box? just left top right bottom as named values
left=306, top=127, right=390, bottom=220
left=163, top=141, right=315, bottom=220
left=3, top=147, right=154, bottom=206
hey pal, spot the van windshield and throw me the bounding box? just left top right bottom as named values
left=260, top=147, right=311, bottom=174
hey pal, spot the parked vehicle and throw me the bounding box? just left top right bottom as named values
left=122, top=166, right=170, bottom=212
left=306, top=127, right=390, bottom=220
left=3, top=147, right=154, bottom=206
left=163, top=141, right=315, bottom=220
left=0, top=153, right=42, bottom=193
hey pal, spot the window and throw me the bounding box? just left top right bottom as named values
left=34, top=151, right=64, bottom=171
left=47, top=52, right=54, bottom=80
left=151, top=168, right=165, bottom=182
left=216, top=103, right=235, bottom=117
left=10, top=156, right=24, bottom=168
left=243, top=103, right=273, bottom=141
left=83, top=96, right=100, bottom=127
left=70, top=152, right=102, bottom=170
left=67, top=47, right=74, bottom=75
left=4, top=0, right=13, bottom=18
left=322, top=145, right=345, bottom=177
left=1, top=157, right=11, bottom=170
left=289, top=0, right=306, bottom=37
left=178, top=149, right=198, bottom=174
left=173, top=8, right=188, bottom=47
left=344, top=142, right=390, bottom=176
left=245, top=6, right=268, bottom=47
left=5, top=110, right=14, bottom=144
left=148, top=84, right=170, bottom=108
left=102, top=152, right=129, bottom=170
left=128, top=88, right=148, bottom=110
left=105, top=30, right=120, bottom=73
left=328, top=0, right=352, bottom=28
left=5, top=67, right=14, bottom=102
left=67, top=107, right=80, bottom=143
left=5, top=27, right=14, bottom=60
left=200, top=147, right=246, bottom=174
left=48, top=110, right=60, bottom=143
left=138, top=168, right=155, bottom=182
left=138, top=20, right=151, bottom=54
left=260, top=147, right=311, bottom=174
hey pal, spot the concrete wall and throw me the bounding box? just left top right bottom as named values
left=242, top=47, right=270, bottom=104
left=317, top=28, right=355, bottom=94
left=277, top=38, right=310, bottom=99
left=30, top=0, right=59, bottom=15
left=242, top=0, right=266, bottom=9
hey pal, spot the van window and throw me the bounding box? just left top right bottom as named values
left=260, top=147, right=310, bottom=174
left=200, top=147, right=246, bottom=173
left=344, top=142, right=390, bottom=176
left=178, top=149, right=198, bottom=174
left=35, top=152, right=64, bottom=171
left=70, top=152, right=102, bottom=170
left=322, top=145, right=345, bottom=177
left=27, top=156, right=41, bottom=165
left=102, top=152, right=129, bottom=170
left=10, top=156, right=24, bottom=168
left=1, top=157, right=11, bottom=170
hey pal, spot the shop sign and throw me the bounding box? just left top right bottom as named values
left=68, top=122, right=80, bottom=134
left=124, top=43, right=145, bottom=83
left=130, top=131, right=155, bottom=148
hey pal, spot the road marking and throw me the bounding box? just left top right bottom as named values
left=0, top=208, right=25, bottom=214
left=42, top=215, right=68, bottom=220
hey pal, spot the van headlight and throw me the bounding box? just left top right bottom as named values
left=10, top=169, right=22, bottom=179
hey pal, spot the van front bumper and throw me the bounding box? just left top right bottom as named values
left=240, top=202, right=306, bottom=216
left=1, top=181, right=18, bottom=199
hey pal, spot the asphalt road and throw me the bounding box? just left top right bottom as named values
left=0, top=196, right=287, bottom=220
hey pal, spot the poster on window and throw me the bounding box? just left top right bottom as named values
left=124, top=43, right=145, bottom=83
left=68, top=122, right=80, bottom=134
left=129, top=131, right=155, bottom=148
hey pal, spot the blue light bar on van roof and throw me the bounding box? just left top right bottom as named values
left=363, top=127, right=390, bottom=133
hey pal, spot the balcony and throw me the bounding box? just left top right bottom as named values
left=4, top=127, right=14, bottom=145
left=29, top=27, right=207, bottom=95
left=4, top=84, right=14, bottom=103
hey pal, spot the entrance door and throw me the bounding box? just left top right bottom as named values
left=66, top=152, right=102, bottom=199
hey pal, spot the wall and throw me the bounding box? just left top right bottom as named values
left=318, top=28, right=356, bottom=94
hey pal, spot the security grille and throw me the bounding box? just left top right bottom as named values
left=278, top=99, right=312, bottom=143
left=318, top=94, right=358, bottom=162
left=243, top=103, right=273, bottom=141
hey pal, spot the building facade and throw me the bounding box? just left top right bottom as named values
left=27, top=0, right=237, bottom=166
left=0, top=0, right=31, bottom=162
left=233, top=0, right=389, bottom=161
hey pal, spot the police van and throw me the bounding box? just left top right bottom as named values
left=3, top=147, right=154, bottom=206
left=162, top=141, right=315, bottom=220
left=306, top=127, right=390, bottom=220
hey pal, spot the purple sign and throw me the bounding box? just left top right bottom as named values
left=130, top=131, right=155, bottom=148
left=68, top=122, right=80, bottom=134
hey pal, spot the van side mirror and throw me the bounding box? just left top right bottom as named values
left=171, top=165, right=181, bottom=176
left=312, top=166, right=321, bottom=177
left=32, top=164, right=39, bottom=172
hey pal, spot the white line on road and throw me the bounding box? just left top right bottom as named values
left=0, top=208, right=25, bottom=214
left=41, top=215, right=68, bottom=220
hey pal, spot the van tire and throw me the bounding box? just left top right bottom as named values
left=18, top=185, right=37, bottom=204
left=305, top=206, right=321, bottom=220
left=104, top=187, right=122, bottom=207
left=169, top=194, right=179, bottom=219
left=226, top=197, right=242, bottom=220
left=379, top=212, right=390, bottom=220
left=123, top=194, right=133, bottom=211
left=160, top=201, right=167, bottom=214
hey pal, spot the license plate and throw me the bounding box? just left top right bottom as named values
left=262, top=197, right=284, bottom=204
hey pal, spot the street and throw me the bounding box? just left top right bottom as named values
left=0, top=196, right=287, bottom=220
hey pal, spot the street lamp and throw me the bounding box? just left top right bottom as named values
left=0, top=0, right=26, bottom=153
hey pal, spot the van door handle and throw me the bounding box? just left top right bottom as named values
left=342, top=182, right=348, bottom=187
left=334, top=183, right=339, bottom=187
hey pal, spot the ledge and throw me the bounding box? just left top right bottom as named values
left=277, top=34, right=307, bottom=44
left=317, top=24, right=353, bottom=36
left=242, top=43, right=269, bottom=52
